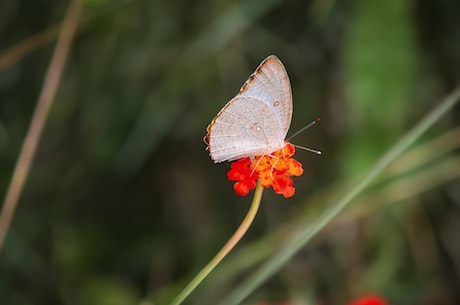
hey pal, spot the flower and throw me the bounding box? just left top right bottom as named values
left=227, top=143, right=303, bottom=198
left=347, top=295, right=389, bottom=305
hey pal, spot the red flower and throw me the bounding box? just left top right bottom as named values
left=347, top=295, right=389, bottom=305
left=227, top=158, right=258, bottom=196
left=227, top=143, right=303, bottom=198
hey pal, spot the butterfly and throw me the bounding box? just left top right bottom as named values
left=205, top=55, right=293, bottom=163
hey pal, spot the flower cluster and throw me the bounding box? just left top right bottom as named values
left=253, top=295, right=388, bottom=305
left=227, top=143, right=303, bottom=198
left=347, top=295, right=389, bottom=305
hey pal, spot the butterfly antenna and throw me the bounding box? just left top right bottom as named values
left=292, top=144, right=322, bottom=155
left=287, top=118, right=322, bottom=155
left=287, top=118, right=320, bottom=141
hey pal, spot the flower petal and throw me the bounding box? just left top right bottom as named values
left=227, top=143, right=304, bottom=197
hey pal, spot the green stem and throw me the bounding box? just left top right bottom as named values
left=168, top=181, right=264, bottom=305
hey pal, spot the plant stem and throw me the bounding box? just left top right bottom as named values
left=169, top=181, right=264, bottom=305
left=0, top=0, right=82, bottom=254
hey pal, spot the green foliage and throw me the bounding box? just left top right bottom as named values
left=343, top=0, right=417, bottom=175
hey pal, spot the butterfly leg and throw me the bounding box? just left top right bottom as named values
left=268, top=154, right=280, bottom=179
left=250, top=156, right=264, bottom=177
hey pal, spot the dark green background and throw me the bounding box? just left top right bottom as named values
left=1, top=0, right=460, bottom=304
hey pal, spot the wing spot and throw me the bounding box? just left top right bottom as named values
left=274, top=101, right=280, bottom=107
left=251, top=122, right=262, bottom=132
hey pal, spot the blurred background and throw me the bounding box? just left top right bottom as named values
left=1, top=0, right=460, bottom=304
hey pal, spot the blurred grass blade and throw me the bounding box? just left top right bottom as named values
left=219, top=85, right=460, bottom=305
left=0, top=0, right=82, bottom=253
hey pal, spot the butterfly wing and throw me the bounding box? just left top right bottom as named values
left=207, top=96, right=284, bottom=163
left=237, top=55, right=292, bottom=137
left=206, top=55, right=293, bottom=163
